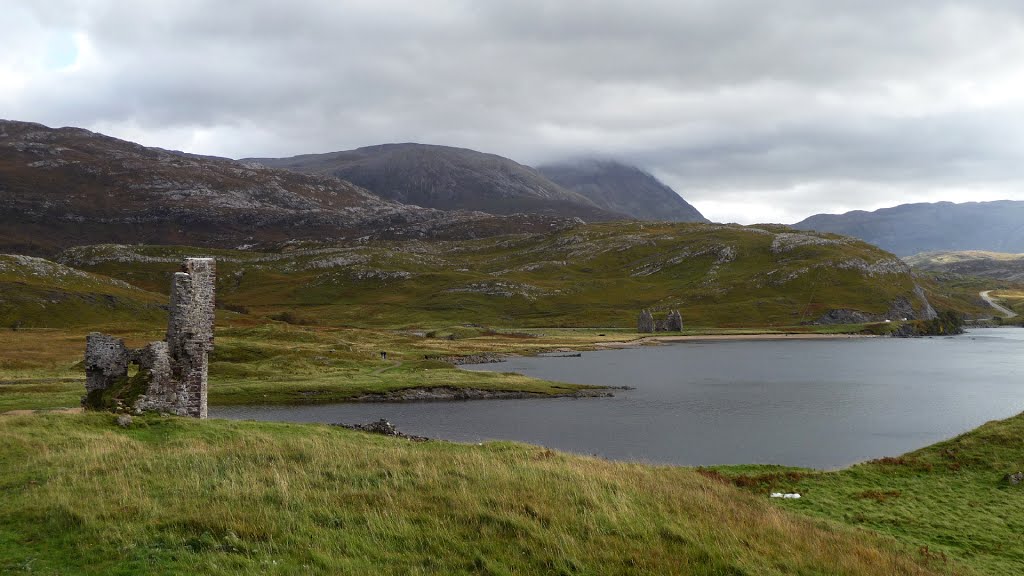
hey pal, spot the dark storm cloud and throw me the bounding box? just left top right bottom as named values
left=4, top=0, right=1024, bottom=222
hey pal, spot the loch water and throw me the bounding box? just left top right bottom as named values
left=212, top=328, right=1024, bottom=469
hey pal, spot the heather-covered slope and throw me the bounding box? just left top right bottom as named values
left=60, top=222, right=940, bottom=328
left=247, top=143, right=627, bottom=221
left=0, top=121, right=578, bottom=255
left=537, top=159, right=708, bottom=223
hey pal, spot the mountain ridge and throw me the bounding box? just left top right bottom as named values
left=0, top=120, right=580, bottom=255
left=793, top=200, right=1024, bottom=256
left=245, top=143, right=627, bottom=222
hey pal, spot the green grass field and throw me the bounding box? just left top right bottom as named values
left=710, top=413, right=1024, bottom=575
left=0, top=411, right=963, bottom=575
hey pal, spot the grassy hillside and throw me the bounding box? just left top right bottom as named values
left=711, top=412, right=1024, bottom=575
left=988, top=289, right=1024, bottom=319
left=0, top=412, right=952, bottom=575
left=59, top=222, right=942, bottom=328
left=913, top=273, right=1019, bottom=320
left=907, top=250, right=1024, bottom=283
left=0, top=254, right=166, bottom=328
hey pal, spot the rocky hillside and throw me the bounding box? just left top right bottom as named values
left=906, top=250, right=1024, bottom=282
left=246, top=144, right=626, bottom=221
left=0, top=254, right=166, bottom=328
left=58, top=223, right=942, bottom=328
left=0, top=121, right=578, bottom=256
left=794, top=201, right=1024, bottom=256
left=536, top=159, right=707, bottom=222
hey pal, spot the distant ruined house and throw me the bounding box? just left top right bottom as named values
left=83, top=258, right=215, bottom=418
left=638, top=309, right=683, bottom=333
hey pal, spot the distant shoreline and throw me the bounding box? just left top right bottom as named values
left=594, top=332, right=876, bottom=348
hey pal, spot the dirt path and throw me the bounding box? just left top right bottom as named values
left=1, top=408, right=82, bottom=416
left=980, top=290, right=1018, bottom=318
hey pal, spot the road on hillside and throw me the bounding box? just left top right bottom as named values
left=980, top=290, right=1018, bottom=318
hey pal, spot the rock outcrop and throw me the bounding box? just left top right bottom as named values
left=816, top=284, right=938, bottom=325
left=82, top=258, right=215, bottom=418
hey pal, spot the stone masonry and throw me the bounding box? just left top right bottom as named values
left=83, top=257, right=215, bottom=418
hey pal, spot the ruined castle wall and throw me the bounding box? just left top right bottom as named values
left=132, top=341, right=187, bottom=416
left=84, top=333, right=129, bottom=393
left=83, top=257, right=215, bottom=418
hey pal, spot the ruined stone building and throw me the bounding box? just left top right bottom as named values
left=638, top=309, right=683, bottom=333
left=84, top=258, right=215, bottom=418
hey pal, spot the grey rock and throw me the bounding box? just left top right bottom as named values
left=815, top=309, right=876, bottom=325
left=116, top=414, right=133, bottom=428
left=1005, top=472, right=1024, bottom=485
left=332, top=419, right=428, bottom=441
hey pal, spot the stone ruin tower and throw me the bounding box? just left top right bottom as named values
left=83, top=258, right=215, bottom=418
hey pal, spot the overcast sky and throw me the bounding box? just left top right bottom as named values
left=3, top=1, right=1024, bottom=223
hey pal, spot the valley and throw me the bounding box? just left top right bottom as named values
left=1, top=121, right=1022, bottom=576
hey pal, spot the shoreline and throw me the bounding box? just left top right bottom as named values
left=348, top=386, right=616, bottom=402
left=592, top=332, right=876, bottom=349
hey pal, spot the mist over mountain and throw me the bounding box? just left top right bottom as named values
left=793, top=201, right=1024, bottom=257
left=536, top=159, right=707, bottom=223
left=246, top=144, right=627, bottom=222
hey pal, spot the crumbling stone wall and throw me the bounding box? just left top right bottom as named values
left=84, top=333, right=129, bottom=396
left=82, top=257, right=215, bottom=418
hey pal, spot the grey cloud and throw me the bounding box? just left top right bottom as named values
left=5, top=0, right=1024, bottom=223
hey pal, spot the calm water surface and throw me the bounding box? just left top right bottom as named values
left=212, top=328, right=1024, bottom=469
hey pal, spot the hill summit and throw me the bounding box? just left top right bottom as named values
left=0, top=120, right=579, bottom=255
left=246, top=143, right=626, bottom=221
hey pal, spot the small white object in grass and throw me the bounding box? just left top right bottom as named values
left=770, top=493, right=801, bottom=499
